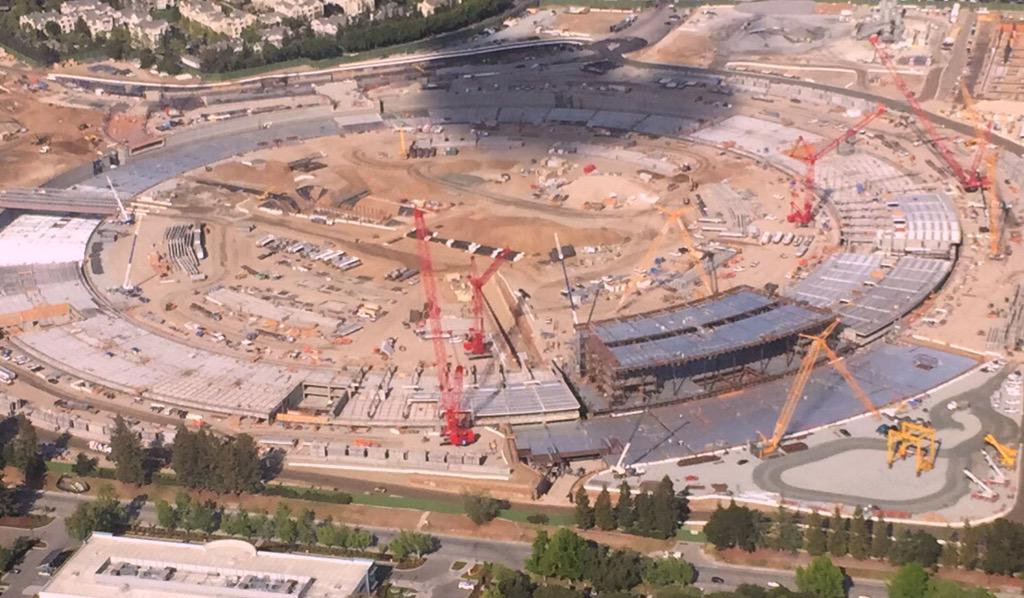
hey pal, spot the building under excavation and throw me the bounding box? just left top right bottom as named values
left=575, top=287, right=834, bottom=412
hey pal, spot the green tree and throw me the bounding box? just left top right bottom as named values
left=889, top=529, right=941, bottom=567
left=826, top=508, right=848, bottom=558
left=926, top=578, right=996, bottom=598
left=652, top=475, right=682, bottom=539
left=616, top=481, right=634, bottom=530
left=65, top=485, right=125, bottom=541
left=643, top=556, right=694, bottom=586
left=847, top=507, right=870, bottom=560
left=795, top=555, right=845, bottom=598
left=959, top=521, right=980, bottom=570
left=495, top=569, right=535, bottom=598
left=804, top=512, right=827, bottom=556
left=938, top=539, right=959, bottom=569
left=185, top=499, right=218, bottom=534
left=773, top=506, right=803, bottom=553
left=704, top=501, right=759, bottom=552
left=594, top=486, right=616, bottom=531
left=464, top=493, right=502, bottom=525
left=0, top=476, right=17, bottom=517
left=295, top=508, right=316, bottom=545
left=634, top=492, right=654, bottom=535
left=155, top=499, right=176, bottom=529
left=980, top=518, right=1024, bottom=575
left=574, top=486, right=594, bottom=529
left=274, top=503, right=295, bottom=543
left=888, top=562, right=930, bottom=598
left=109, top=416, right=146, bottom=485
left=388, top=530, right=438, bottom=560
left=590, top=548, right=643, bottom=592
left=5, top=414, right=42, bottom=481
left=543, top=528, right=589, bottom=581
left=870, top=516, right=891, bottom=559
left=72, top=453, right=98, bottom=477
left=526, top=529, right=550, bottom=576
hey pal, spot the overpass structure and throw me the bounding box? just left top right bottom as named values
left=0, top=188, right=120, bottom=216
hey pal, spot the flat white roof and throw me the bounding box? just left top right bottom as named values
left=0, top=214, right=99, bottom=267
left=39, top=534, right=374, bottom=598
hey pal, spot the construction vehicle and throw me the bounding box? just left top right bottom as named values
left=786, top=104, right=887, bottom=226
left=965, top=468, right=998, bottom=501
left=105, top=175, right=133, bottom=225
left=886, top=420, right=938, bottom=476
left=870, top=35, right=987, bottom=192
left=465, top=249, right=512, bottom=355
left=983, top=450, right=1008, bottom=485
left=617, top=205, right=715, bottom=311
left=985, top=433, right=1018, bottom=468
left=413, top=208, right=477, bottom=446
left=758, top=320, right=881, bottom=457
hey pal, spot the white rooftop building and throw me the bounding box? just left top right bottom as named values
left=39, top=534, right=376, bottom=598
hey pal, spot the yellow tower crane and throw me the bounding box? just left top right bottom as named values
left=886, top=420, right=938, bottom=476
left=758, top=320, right=881, bottom=457
left=616, top=205, right=715, bottom=311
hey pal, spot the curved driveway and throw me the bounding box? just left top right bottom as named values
left=753, top=371, right=1020, bottom=513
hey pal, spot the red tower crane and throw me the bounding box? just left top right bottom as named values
left=413, top=208, right=477, bottom=446
left=787, top=104, right=888, bottom=225
left=464, top=249, right=512, bottom=356
left=869, top=34, right=986, bottom=191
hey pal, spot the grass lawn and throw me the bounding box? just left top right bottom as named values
left=678, top=527, right=706, bottom=542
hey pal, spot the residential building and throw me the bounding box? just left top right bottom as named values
left=416, top=0, right=449, bottom=17
left=179, top=0, right=255, bottom=36
left=311, top=13, right=346, bottom=36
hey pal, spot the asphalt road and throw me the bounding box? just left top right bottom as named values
left=935, top=9, right=976, bottom=103
left=11, top=490, right=893, bottom=597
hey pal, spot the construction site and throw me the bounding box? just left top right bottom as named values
left=0, top=0, right=1019, bottom=524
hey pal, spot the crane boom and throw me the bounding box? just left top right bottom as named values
left=617, top=217, right=676, bottom=310
left=787, top=104, right=887, bottom=225
left=465, top=250, right=511, bottom=355
left=870, top=35, right=981, bottom=190
left=760, top=320, right=880, bottom=457
left=413, top=208, right=477, bottom=445
left=668, top=209, right=715, bottom=295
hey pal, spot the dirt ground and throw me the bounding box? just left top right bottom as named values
left=552, top=11, right=630, bottom=36
left=0, top=80, right=106, bottom=187
left=629, top=27, right=717, bottom=67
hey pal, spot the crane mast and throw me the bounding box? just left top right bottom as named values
left=413, top=209, right=477, bottom=446
left=465, top=249, right=512, bottom=356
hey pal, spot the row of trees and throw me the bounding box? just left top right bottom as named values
left=153, top=493, right=375, bottom=550
left=65, top=485, right=127, bottom=541
left=104, top=416, right=263, bottom=494
left=574, top=477, right=688, bottom=540
left=704, top=500, right=1024, bottom=577
left=524, top=528, right=694, bottom=594
left=198, top=0, right=511, bottom=73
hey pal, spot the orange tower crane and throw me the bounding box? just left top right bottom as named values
left=786, top=104, right=887, bottom=226
left=759, top=320, right=881, bottom=457
left=413, top=208, right=477, bottom=446
left=617, top=206, right=715, bottom=310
